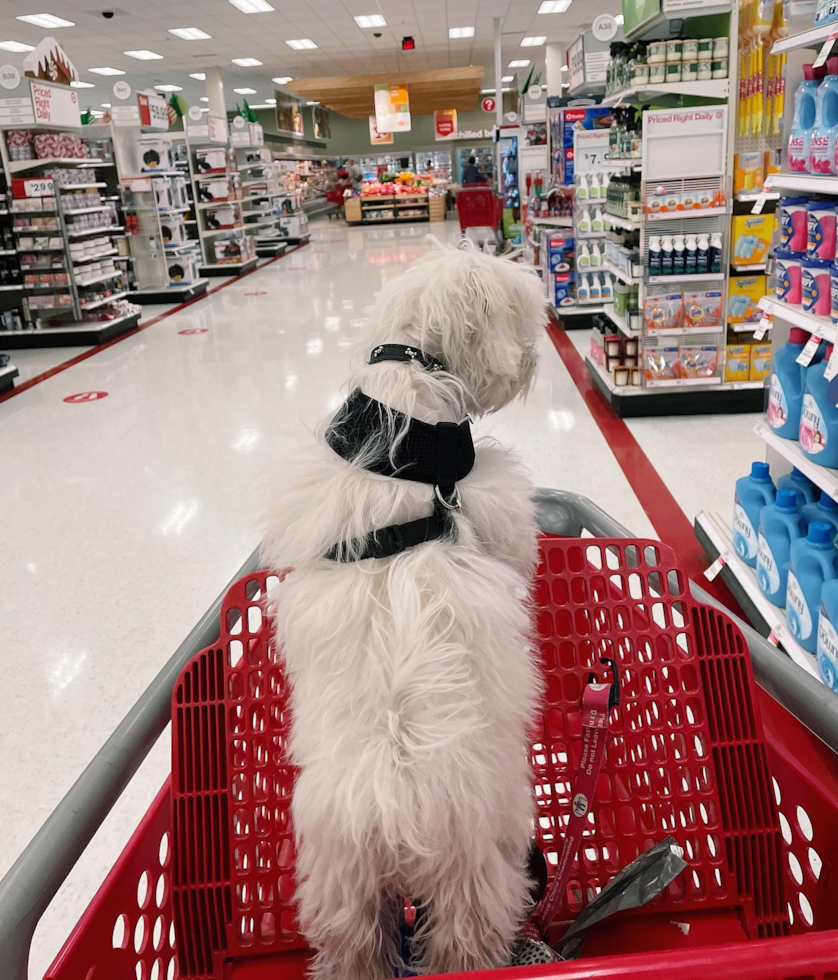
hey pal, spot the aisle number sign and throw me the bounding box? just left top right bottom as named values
left=374, top=83, right=411, bottom=133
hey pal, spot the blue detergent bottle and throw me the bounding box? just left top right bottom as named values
left=758, top=490, right=808, bottom=606
left=734, top=462, right=776, bottom=567
left=767, top=329, right=820, bottom=439
left=800, top=343, right=838, bottom=467
left=802, top=492, right=838, bottom=536
left=789, top=64, right=825, bottom=172
left=786, top=521, right=838, bottom=653
left=777, top=467, right=820, bottom=506
left=810, top=57, right=838, bottom=174
left=817, top=578, right=838, bottom=692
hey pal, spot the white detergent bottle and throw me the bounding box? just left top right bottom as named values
left=592, top=207, right=605, bottom=233
left=589, top=173, right=601, bottom=200
left=577, top=242, right=591, bottom=269
left=589, top=242, right=602, bottom=267
left=589, top=274, right=602, bottom=301
left=577, top=274, right=590, bottom=303
left=578, top=207, right=592, bottom=235
left=601, top=173, right=611, bottom=198
left=577, top=175, right=589, bottom=200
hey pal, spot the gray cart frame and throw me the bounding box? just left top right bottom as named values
left=1, top=489, right=836, bottom=979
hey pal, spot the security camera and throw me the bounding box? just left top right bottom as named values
left=373, top=31, right=382, bottom=37
left=101, top=9, right=114, bottom=17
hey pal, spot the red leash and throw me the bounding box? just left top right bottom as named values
left=524, top=660, right=619, bottom=942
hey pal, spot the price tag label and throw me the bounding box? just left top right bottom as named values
left=814, top=34, right=838, bottom=69
left=751, top=177, right=773, bottom=214
left=797, top=334, right=822, bottom=366
left=767, top=628, right=781, bottom=647
left=704, top=554, right=728, bottom=581
left=753, top=313, right=772, bottom=341
left=15, top=177, right=54, bottom=198
left=573, top=129, right=610, bottom=175
left=825, top=344, right=838, bottom=382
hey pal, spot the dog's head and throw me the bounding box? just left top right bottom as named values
left=371, top=239, right=545, bottom=415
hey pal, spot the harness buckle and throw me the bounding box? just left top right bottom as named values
left=435, top=485, right=462, bottom=510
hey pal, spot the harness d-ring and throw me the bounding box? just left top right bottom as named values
left=435, top=485, right=462, bottom=510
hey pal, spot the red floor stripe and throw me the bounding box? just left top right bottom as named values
left=0, top=242, right=308, bottom=405
left=546, top=319, right=740, bottom=609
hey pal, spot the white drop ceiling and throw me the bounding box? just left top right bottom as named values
left=0, top=0, right=620, bottom=110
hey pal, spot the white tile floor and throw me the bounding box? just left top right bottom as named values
left=0, top=218, right=754, bottom=977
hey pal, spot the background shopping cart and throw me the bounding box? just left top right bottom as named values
left=1, top=491, right=837, bottom=980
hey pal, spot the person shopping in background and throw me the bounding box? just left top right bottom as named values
left=462, top=155, right=486, bottom=184
left=347, top=158, right=363, bottom=191
left=334, top=169, right=352, bottom=197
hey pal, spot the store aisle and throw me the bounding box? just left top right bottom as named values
left=1, top=219, right=714, bottom=975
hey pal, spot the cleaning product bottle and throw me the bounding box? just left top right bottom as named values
left=800, top=342, right=838, bottom=466
left=786, top=521, right=838, bottom=652
left=601, top=173, right=611, bottom=198
left=660, top=235, right=674, bottom=276
left=648, top=236, right=662, bottom=276
left=589, top=173, right=600, bottom=200
left=577, top=175, right=589, bottom=200
left=696, top=233, right=710, bottom=273
left=816, top=577, right=838, bottom=690
left=592, top=207, right=604, bottom=233
left=589, top=273, right=602, bottom=302
left=601, top=272, right=613, bottom=301
left=767, top=327, right=818, bottom=438
left=802, top=491, right=838, bottom=535
left=578, top=208, right=591, bottom=235
left=578, top=241, right=591, bottom=270
left=758, top=489, right=808, bottom=606
left=685, top=234, right=698, bottom=275
left=789, top=63, right=825, bottom=172
left=778, top=466, right=820, bottom=505
left=577, top=274, right=590, bottom=303
left=734, top=461, right=777, bottom=567
left=709, top=233, right=723, bottom=273
left=589, top=241, right=602, bottom=268
left=673, top=234, right=686, bottom=275
left=810, top=56, right=838, bottom=174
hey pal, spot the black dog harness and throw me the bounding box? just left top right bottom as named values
left=324, top=345, right=475, bottom=562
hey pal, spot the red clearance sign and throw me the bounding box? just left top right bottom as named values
left=433, top=109, right=458, bottom=141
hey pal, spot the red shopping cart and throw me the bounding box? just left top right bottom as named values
left=7, top=491, right=838, bottom=980
left=456, top=185, right=501, bottom=234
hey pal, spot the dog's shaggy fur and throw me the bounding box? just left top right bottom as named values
left=262, top=241, right=547, bottom=978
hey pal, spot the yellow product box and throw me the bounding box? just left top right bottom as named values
left=731, top=213, right=776, bottom=268
left=734, top=152, right=764, bottom=195
left=750, top=343, right=773, bottom=381
left=725, top=344, right=751, bottom=382
left=727, top=274, right=767, bottom=324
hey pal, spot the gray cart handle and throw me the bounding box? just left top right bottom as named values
left=0, top=489, right=836, bottom=980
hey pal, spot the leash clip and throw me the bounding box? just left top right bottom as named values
left=587, top=657, right=621, bottom=709
left=435, top=485, right=462, bottom=510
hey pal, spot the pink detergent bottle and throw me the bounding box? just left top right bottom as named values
left=789, top=64, right=824, bottom=173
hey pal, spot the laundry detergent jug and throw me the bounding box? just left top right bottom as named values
left=758, top=489, right=808, bottom=606
left=767, top=328, right=819, bottom=438
left=777, top=466, right=820, bottom=506
left=803, top=491, right=838, bottom=536
left=817, top=577, right=838, bottom=691
left=734, top=461, right=776, bottom=567
left=787, top=521, right=838, bottom=653
left=811, top=58, right=838, bottom=174
left=789, top=64, right=825, bottom=172
left=800, top=343, right=838, bottom=467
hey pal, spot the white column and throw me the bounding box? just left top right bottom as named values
left=493, top=17, right=503, bottom=130
left=205, top=68, right=226, bottom=117
left=546, top=43, right=565, bottom=98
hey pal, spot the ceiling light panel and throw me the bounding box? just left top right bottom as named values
left=232, top=57, right=263, bottom=65
left=501, top=75, right=513, bottom=82
left=285, top=38, right=317, bottom=49
left=448, top=27, right=474, bottom=38
left=508, top=59, right=530, bottom=67
left=200, top=96, right=209, bottom=102
left=538, top=0, right=572, bottom=11
left=272, top=76, right=293, bottom=84
left=234, top=87, right=257, bottom=94
left=70, top=79, right=95, bottom=87
left=0, top=40, right=35, bottom=52
left=124, top=50, right=163, bottom=60
left=561, top=64, right=568, bottom=71
left=89, top=67, right=125, bottom=75
left=17, top=13, right=74, bottom=28
left=189, top=72, right=207, bottom=80
left=154, top=84, right=182, bottom=92
left=354, top=14, right=386, bottom=27
left=169, top=28, right=212, bottom=40
left=229, top=0, right=275, bottom=11
left=615, top=14, right=625, bottom=23
left=521, top=36, right=546, bottom=46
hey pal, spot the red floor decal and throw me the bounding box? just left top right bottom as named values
left=546, top=318, right=740, bottom=610
left=0, top=242, right=308, bottom=406
left=178, top=328, right=209, bottom=335
left=63, top=391, right=109, bottom=403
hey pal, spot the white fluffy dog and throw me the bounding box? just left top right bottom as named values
left=262, top=240, right=547, bottom=978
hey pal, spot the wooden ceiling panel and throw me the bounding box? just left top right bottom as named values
left=291, top=67, right=484, bottom=119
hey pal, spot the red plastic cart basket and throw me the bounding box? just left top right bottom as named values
left=41, top=496, right=838, bottom=980
left=457, top=185, right=501, bottom=233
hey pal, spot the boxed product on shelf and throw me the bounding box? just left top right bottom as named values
left=733, top=152, right=765, bottom=195
left=684, top=289, right=723, bottom=329
left=195, top=147, right=228, bottom=175
left=645, top=289, right=683, bottom=331
left=167, top=250, right=200, bottom=286
left=213, top=235, right=249, bottom=265
left=751, top=342, right=773, bottom=381
left=679, top=345, right=719, bottom=380
left=139, top=138, right=174, bottom=173
left=160, top=216, right=187, bottom=246
left=32, top=132, right=88, bottom=160
left=731, top=212, right=776, bottom=267
left=725, top=344, right=752, bottom=382
left=547, top=269, right=575, bottom=307
left=196, top=176, right=233, bottom=204
left=728, top=274, right=767, bottom=323
left=275, top=193, right=302, bottom=215
left=554, top=107, right=611, bottom=186
left=279, top=214, right=308, bottom=238
left=543, top=232, right=574, bottom=273
left=205, top=204, right=241, bottom=230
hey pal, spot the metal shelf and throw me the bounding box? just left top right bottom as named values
left=0, top=310, right=140, bottom=347
left=759, top=296, right=837, bottom=344
left=72, top=249, right=118, bottom=265
left=602, top=305, right=639, bottom=338
left=57, top=182, right=106, bottom=190
left=79, top=291, right=127, bottom=311
left=762, top=173, right=838, bottom=195
left=695, top=512, right=820, bottom=681
left=62, top=206, right=111, bottom=216
left=755, top=420, right=838, bottom=507
left=647, top=206, right=727, bottom=222
left=602, top=79, right=730, bottom=106
left=647, top=271, right=725, bottom=284
left=604, top=213, right=641, bottom=231
left=8, top=157, right=105, bottom=174
left=602, top=260, right=640, bottom=286
left=772, top=21, right=838, bottom=54
left=531, top=215, right=573, bottom=227
left=66, top=226, right=122, bottom=238
left=76, top=270, right=122, bottom=288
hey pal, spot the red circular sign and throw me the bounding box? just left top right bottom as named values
left=481, top=96, right=496, bottom=113
left=64, top=391, right=109, bottom=403
left=178, top=327, right=209, bottom=335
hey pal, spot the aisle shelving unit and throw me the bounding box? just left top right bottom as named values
left=602, top=79, right=730, bottom=107
left=0, top=362, right=18, bottom=394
